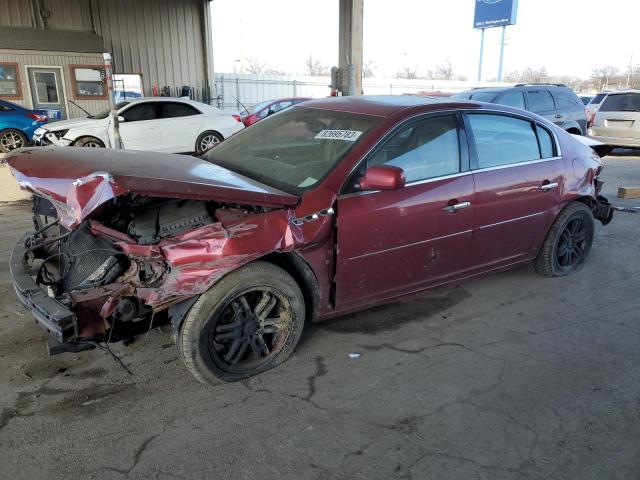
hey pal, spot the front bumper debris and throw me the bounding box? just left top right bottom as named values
left=10, top=234, right=78, bottom=343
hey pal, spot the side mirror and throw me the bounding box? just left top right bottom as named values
left=117, top=115, right=125, bottom=122
left=358, top=165, right=406, bottom=191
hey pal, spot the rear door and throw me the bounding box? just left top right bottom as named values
left=335, top=113, right=475, bottom=309
left=592, top=93, right=640, bottom=141
left=464, top=112, right=564, bottom=271
left=158, top=101, right=203, bottom=153
left=118, top=102, right=162, bottom=151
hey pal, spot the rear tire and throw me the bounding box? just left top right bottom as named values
left=534, top=202, right=594, bottom=277
left=74, top=136, right=105, bottom=148
left=0, top=129, right=27, bottom=153
left=178, top=262, right=305, bottom=384
left=195, top=131, right=223, bottom=154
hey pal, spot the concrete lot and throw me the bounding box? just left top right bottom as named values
left=1, top=154, right=639, bottom=480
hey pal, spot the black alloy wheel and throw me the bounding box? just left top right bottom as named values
left=206, top=287, right=292, bottom=374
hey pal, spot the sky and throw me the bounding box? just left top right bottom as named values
left=212, top=0, right=638, bottom=80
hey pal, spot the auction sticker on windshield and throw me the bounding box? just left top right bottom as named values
left=315, top=130, right=363, bottom=141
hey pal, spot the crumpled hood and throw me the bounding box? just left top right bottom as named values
left=39, top=117, right=103, bottom=131
left=5, top=147, right=300, bottom=227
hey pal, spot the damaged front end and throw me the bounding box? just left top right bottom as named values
left=6, top=147, right=332, bottom=356
left=12, top=195, right=307, bottom=355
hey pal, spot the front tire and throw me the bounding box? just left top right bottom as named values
left=74, top=136, right=105, bottom=148
left=178, top=262, right=305, bottom=384
left=535, top=202, right=595, bottom=277
left=195, top=131, right=223, bottom=154
left=0, top=129, right=27, bottom=153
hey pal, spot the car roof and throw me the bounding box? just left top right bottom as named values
left=602, top=90, right=640, bottom=95
left=300, top=95, right=458, bottom=117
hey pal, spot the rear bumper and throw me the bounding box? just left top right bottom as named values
left=587, top=132, right=640, bottom=148
left=10, top=234, right=78, bottom=343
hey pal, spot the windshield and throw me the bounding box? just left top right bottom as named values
left=203, top=106, right=380, bottom=194
left=89, top=101, right=130, bottom=119
left=590, top=93, right=607, bottom=105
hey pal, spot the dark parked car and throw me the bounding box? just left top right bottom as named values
left=240, top=97, right=311, bottom=126
left=453, top=84, right=587, bottom=135
left=6, top=96, right=613, bottom=383
left=0, top=99, right=48, bottom=153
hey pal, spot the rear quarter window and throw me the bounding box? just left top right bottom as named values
left=589, top=93, right=607, bottom=105
left=527, top=91, right=555, bottom=112
left=553, top=90, right=582, bottom=109
left=600, top=93, right=640, bottom=112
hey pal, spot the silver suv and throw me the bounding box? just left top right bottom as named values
left=453, top=84, right=587, bottom=135
left=588, top=91, right=640, bottom=148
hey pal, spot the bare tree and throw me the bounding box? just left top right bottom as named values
left=503, top=67, right=548, bottom=83
left=395, top=66, right=420, bottom=80
left=362, top=60, right=375, bottom=78
left=591, top=65, right=619, bottom=91
left=435, top=58, right=455, bottom=80
left=304, top=54, right=329, bottom=76
left=241, top=56, right=270, bottom=75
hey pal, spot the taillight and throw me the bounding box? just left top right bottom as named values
left=587, top=112, right=596, bottom=128
left=26, top=112, right=48, bottom=123
left=232, top=114, right=242, bottom=122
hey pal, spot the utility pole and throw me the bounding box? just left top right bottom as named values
left=477, top=28, right=485, bottom=82
left=103, top=53, right=123, bottom=149
left=497, top=26, right=506, bottom=82
left=626, top=52, right=634, bottom=89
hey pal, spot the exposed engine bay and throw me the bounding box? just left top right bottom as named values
left=23, top=194, right=289, bottom=351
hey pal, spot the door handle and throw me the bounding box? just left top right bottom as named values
left=442, top=201, right=471, bottom=213
left=538, top=182, right=559, bottom=191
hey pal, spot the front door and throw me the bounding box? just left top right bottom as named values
left=27, top=68, right=67, bottom=120
left=335, top=113, right=475, bottom=310
left=464, top=112, right=564, bottom=271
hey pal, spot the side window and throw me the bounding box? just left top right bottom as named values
left=369, top=114, right=460, bottom=183
left=536, top=125, right=556, bottom=158
left=121, top=103, right=158, bottom=122
left=553, top=90, right=580, bottom=109
left=278, top=100, right=293, bottom=110
left=497, top=92, right=525, bottom=109
left=161, top=102, right=200, bottom=119
left=527, top=91, right=555, bottom=113
left=467, top=114, right=541, bottom=168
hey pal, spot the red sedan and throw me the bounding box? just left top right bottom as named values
left=6, top=96, right=613, bottom=383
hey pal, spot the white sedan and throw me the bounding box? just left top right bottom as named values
left=32, top=98, right=244, bottom=154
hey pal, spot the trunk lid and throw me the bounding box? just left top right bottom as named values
left=5, top=147, right=300, bottom=226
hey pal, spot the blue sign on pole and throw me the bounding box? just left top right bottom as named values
left=473, top=0, right=518, bottom=29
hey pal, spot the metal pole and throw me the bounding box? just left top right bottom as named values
left=497, top=26, right=506, bottom=82
left=477, top=28, right=485, bottom=82
left=103, top=53, right=122, bottom=149
left=626, top=52, right=634, bottom=89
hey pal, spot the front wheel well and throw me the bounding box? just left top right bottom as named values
left=260, top=252, right=320, bottom=322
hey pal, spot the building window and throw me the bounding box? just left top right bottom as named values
left=0, top=63, right=22, bottom=99
left=70, top=65, right=106, bottom=99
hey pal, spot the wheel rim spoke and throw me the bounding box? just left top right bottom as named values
left=208, top=287, right=291, bottom=372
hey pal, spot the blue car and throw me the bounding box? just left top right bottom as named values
left=0, top=100, right=48, bottom=153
